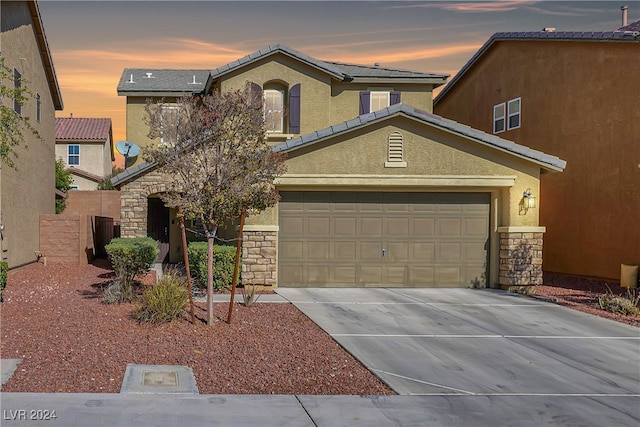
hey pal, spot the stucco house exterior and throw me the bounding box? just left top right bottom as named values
left=1, top=0, right=63, bottom=268
left=55, top=117, right=114, bottom=190
left=113, top=45, right=565, bottom=289
left=433, top=25, right=640, bottom=281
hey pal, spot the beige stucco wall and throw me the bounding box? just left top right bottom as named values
left=67, top=175, right=97, bottom=191
left=55, top=142, right=111, bottom=178
left=1, top=1, right=57, bottom=267
left=123, top=52, right=438, bottom=166
left=434, top=39, right=639, bottom=280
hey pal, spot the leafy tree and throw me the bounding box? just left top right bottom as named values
left=55, top=158, right=73, bottom=213
left=143, top=85, right=286, bottom=325
left=0, top=56, right=42, bottom=169
left=97, top=167, right=124, bottom=190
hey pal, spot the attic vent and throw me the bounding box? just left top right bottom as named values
left=145, top=72, right=155, bottom=78
left=127, top=74, right=135, bottom=84
left=542, top=27, right=556, bottom=32
left=385, top=132, right=407, bottom=168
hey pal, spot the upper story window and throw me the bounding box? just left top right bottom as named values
left=370, top=91, right=390, bottom=112
left=493, top=103, right=505, bottom=134
left=36, top=93, right=41, bottom=122
left=160, top=105, right=180, bottom=145
left=359, top=91, right=400, bottom=115
left=264, top=88, right=284, bottom=133
left=507, top=97, right=521, bottom=130
left=252, top=82, right=301, bottom=135
left=13, top=68, right=22, bottom=115
left=67, top=144, right=80, bottom=166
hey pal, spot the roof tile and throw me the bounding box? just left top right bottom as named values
left=56, top=117, right=111, bottom=140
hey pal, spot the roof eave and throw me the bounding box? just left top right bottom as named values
left=350, top=77, right=449, bottom=86
left=28, top=0, right=63, bottom=110
left=117, top=90, right=204, bottom=97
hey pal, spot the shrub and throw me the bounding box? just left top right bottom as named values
left=596, top=285, right=640, bottom=316
left=187, top=242, right=239, bottom=291
left=105, top=237, right=158, bottom=303
left=0, top=261, right=7, bottom=302
left=133, top=271, right=189, bottom=323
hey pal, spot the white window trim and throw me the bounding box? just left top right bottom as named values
left=263, top=89, right=285, bottom=133
left=67, top=144, right=80, bottom=166
left=507, top=97, right=521, bottom=130
left=493, top=102, right=505, bottom=134
left=160, top=105, right=180, bottom=146
left=370, top=91, right=390, bottom=113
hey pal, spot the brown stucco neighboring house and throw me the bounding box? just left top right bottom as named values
left=1, top=0, right=64, bottom=268
left=113, top=45, right=566, bottom=289
left=55, top=117, right=114, bottom=190
left=433, top=24, right=640, bottom=282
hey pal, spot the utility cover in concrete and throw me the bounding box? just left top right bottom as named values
left=143, top=370, right=177, bottom=386
left=120, top=364, right=198, bottom=394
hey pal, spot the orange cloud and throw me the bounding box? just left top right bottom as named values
left=388, top=1, right=540, bottom=13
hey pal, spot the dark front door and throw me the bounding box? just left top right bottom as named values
left=147, top=198, right=170, bottom=263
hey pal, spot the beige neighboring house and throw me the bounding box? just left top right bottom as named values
left=113, top=45, right=566, bottom=289
left=55, top=117, right=114, bottom=190
left=1, top=0, right=64, bottom=268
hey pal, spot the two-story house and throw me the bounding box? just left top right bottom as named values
left=113, top=45, right=565, bottom=289
left=55, top=117, right=114, bottom=190
left=433, top=24, right=640, bottom=282
left=1, top=0, right=63, bottom=268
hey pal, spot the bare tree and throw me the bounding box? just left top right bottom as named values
left=144, top=84, right=286, bottom=325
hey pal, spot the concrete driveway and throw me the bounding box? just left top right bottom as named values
left=276, top=288, right=640, bottom=422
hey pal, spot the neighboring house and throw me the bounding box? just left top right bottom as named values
left=55, top=117, right=114, bottom=190
left=113, top=45, right=565, bottom=289
left=1, top=0, right=63, bottom=268
left=433, top=24, right=640, bottom=281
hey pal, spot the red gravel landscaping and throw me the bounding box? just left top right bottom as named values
left=1, top=262, right=637, bottom=394
left=0, top=262, right=393, bottom=395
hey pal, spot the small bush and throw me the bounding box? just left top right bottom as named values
left=102, top=281, right=125, bottom=305
left=133, top=271, right=189, bottom=323
left=596, top=286, right=640, bottom=316
left=188, top=242, right=239, bottom=291
left=0, top=261, right=8, bottom=302
left=105, top=237, right=158, bottom=303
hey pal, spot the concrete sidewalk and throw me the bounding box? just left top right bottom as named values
left=4, top=392, right=640, bottom=426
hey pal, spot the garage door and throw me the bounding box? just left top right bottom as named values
left=278, top=192, right=490, bottom=287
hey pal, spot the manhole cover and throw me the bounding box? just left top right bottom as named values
left=142, top=371, right=178, bottom=387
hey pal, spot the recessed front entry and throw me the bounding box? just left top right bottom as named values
left=278, top=192, right=490, bottom=287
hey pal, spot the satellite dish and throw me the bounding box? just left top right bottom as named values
left=116, top=141, right=140, bottom=169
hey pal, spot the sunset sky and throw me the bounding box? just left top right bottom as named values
left=37, top=1, right=635, bottom=165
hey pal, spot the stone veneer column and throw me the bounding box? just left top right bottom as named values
left=498, top=227, right=545, bottom=288
left=118, top=170, right=173, bottom=238
left=241, top=230, right=277, bottom=287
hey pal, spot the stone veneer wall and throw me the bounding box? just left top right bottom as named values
left=242, top=231, right=277, bottom=287
left=499, top=231, right=544, bottom=287
left=119, top=169, right=172, bottom=238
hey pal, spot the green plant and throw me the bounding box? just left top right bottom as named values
left=0, top=261, right=8, bottom=302
left=104, top=237, right=158, bottom=303
left=55, top=158, right=73, bottom=213
left=133, top=270, right=189, bottom=323
left=187, top=242, right=239, bottom=291
left=241, top=285, right=261, bottom=307
left=507, top=285, right=536, bottom=296
left=596, top=285, right=640, bottom=316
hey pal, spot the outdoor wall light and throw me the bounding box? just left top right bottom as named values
left=522, top=188, right=536, bottom=212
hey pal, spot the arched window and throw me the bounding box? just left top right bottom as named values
left=251, top=81, right=301, bottom=134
